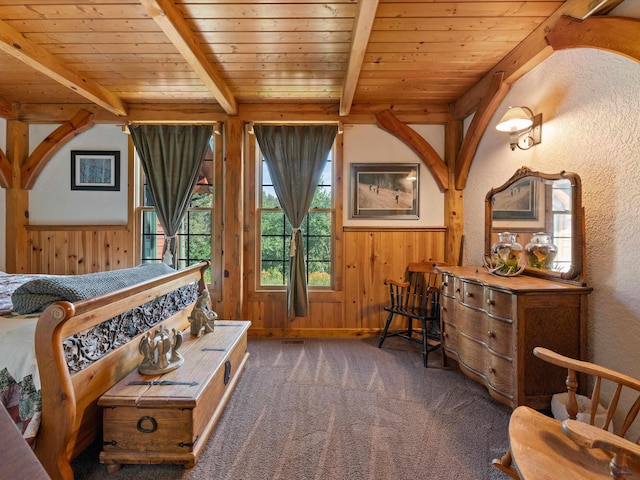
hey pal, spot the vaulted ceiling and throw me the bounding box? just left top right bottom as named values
left=0, top=0, right=631, bottom=125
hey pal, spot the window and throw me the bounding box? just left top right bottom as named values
left=551, top=178, right=572, bottom=271
left=258, top=143, right=335, bottom=288
left=139, top=137, right=214, bottom=278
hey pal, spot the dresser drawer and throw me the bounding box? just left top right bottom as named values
left=486, top=354, right=514, bottom=394
left=440, top=294, right=455, bottom=322
left=457, top=333, right=487, bottom=374
left=486, top=288, right=514, bottom=320
left=441, top=272, right=456, bottom=298
left=442, top=315, right=458, bottom=352
left=457, top=305, right=487, bottom=342
left=458, top=279, right=485, bottom=309
left=486, top=317, right=513, bottom=358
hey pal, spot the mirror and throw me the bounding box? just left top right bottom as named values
left=485, top=166, right=585, bottom=284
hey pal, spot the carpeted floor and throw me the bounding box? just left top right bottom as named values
left=72, top=336, right=514, bottom=480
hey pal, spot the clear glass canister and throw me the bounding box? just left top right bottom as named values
left=525, top=232, right=558, bottom=270
left=491, top=232, right=523, bottom=274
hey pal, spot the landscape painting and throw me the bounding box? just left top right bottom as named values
left=350, top=163, right=419, bottom=219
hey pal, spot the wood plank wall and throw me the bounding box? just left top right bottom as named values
left=23, top=226, right=445, bottom=336
left=25, top=226, right=134, bottom=274
left=246, top=228, right=446, bottom=336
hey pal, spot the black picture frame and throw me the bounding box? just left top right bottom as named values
left=350, top=163, right=419, bottom=219
left=71, top=150, right=120, bottom=191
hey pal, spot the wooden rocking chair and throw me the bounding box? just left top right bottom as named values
left=492, top=347, right=640, bottom=479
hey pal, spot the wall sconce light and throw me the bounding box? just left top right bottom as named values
left=247, top=122, right=255, bottom=135
left=495, top=106, right=542, bottom=151
left=213, top=122, right=221, bottom=135
left=407, top=169, right=417, bottom=181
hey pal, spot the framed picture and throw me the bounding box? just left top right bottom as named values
left=71, top=150, right=120, bottom=191
left=350, top=163, right=419, bottom=219
left=492, top=178, right=538, bottom=220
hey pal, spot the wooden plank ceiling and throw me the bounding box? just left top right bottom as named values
left=0, top=0, right=620, bottom=121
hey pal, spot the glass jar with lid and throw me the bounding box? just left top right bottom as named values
left=491, top=232, right=523, bottom=275
left=525, top=232, right=558, bottom=270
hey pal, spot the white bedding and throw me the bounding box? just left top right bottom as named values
left=0, top=272, right=46, bottom=446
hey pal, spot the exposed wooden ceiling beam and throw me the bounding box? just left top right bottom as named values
left=547, top=15, right=640, bottom=62
left=455, top=73, right=509, bottom=190
left=340, top=0, right=380, bottom=117
left=140, top=0, right=238, bottom=116
left=0, top=19, right=128, bottom=117
left=452, top=0, right=623, bottom=120
left=375, top=109, right=448, bottom=191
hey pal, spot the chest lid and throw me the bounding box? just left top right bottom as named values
left=98, top=321, right=250, bottom=409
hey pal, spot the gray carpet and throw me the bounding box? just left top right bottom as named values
left=72, top=336, right=513, bottom=479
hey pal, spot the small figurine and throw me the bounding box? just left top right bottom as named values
left=138, top=324, right=184, bottom=375
left=188, top=289, right=218, bottom=337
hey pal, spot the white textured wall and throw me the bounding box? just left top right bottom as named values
left=464, top=37, right=640, bottom=433
left=28, top=124, right=128, bottom=225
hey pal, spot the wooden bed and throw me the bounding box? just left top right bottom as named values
left=28, top=261, right=209, bottom=480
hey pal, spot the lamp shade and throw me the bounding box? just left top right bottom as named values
left=496, top=106, right=534, bottom=132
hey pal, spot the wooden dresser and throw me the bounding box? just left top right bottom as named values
left=439, top=266, right=591, bottom=410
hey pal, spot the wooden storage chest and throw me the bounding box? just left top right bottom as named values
left=99, top=320, right=251, bottom=472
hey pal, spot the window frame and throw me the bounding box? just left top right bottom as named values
left=133, top=133, right=223, bottom=296
left=255, top=139, right=337, bottom=292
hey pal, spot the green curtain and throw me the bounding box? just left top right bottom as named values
left=130, top=125, right=211, bottom=268
left=254, top=124, right=337, bottom=318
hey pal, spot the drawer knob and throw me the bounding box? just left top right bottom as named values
left=455, top=288, right=461, bottom=293
left=442, top=282, right=448, bottom=287
left=487, top=330, right=495, bottom=338
left=489, top=367, right=496, bottom=374
left=466, top=292, right=474, bottom=298
left=486, top=299, right=495, bottom=306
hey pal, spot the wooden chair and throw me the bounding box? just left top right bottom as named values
left=378, top=262, right=444, bottom=367
left=492, top=347, right=640, bottom=479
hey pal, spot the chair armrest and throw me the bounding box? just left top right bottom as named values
left=562, top=419, right=640, bottom=477
left=562, top=420, right=640, bottom=461
left=383, top=279, right=410, bottom=287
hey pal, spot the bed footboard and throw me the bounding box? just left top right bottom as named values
left=33, top=262, right=209, bottom=480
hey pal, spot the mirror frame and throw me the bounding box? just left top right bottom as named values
left=484, top=166, right=585, bottom=285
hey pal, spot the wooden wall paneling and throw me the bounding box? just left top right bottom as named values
left=66, top=230, right=79, bottom=274
left=23, top=227, right=132, bottom=275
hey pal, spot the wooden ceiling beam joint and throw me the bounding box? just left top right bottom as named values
left=21, top=109, right=95, bottom=190
left=375, top=109, right=448, bottom=191
left=547, top=15, right=640, bottom=63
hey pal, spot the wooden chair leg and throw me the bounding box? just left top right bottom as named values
left=491, top=448, right=521, bottom=479
left=421, top=319, right=428, bottom=367
left=378, top=312, right=394, bottom=347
